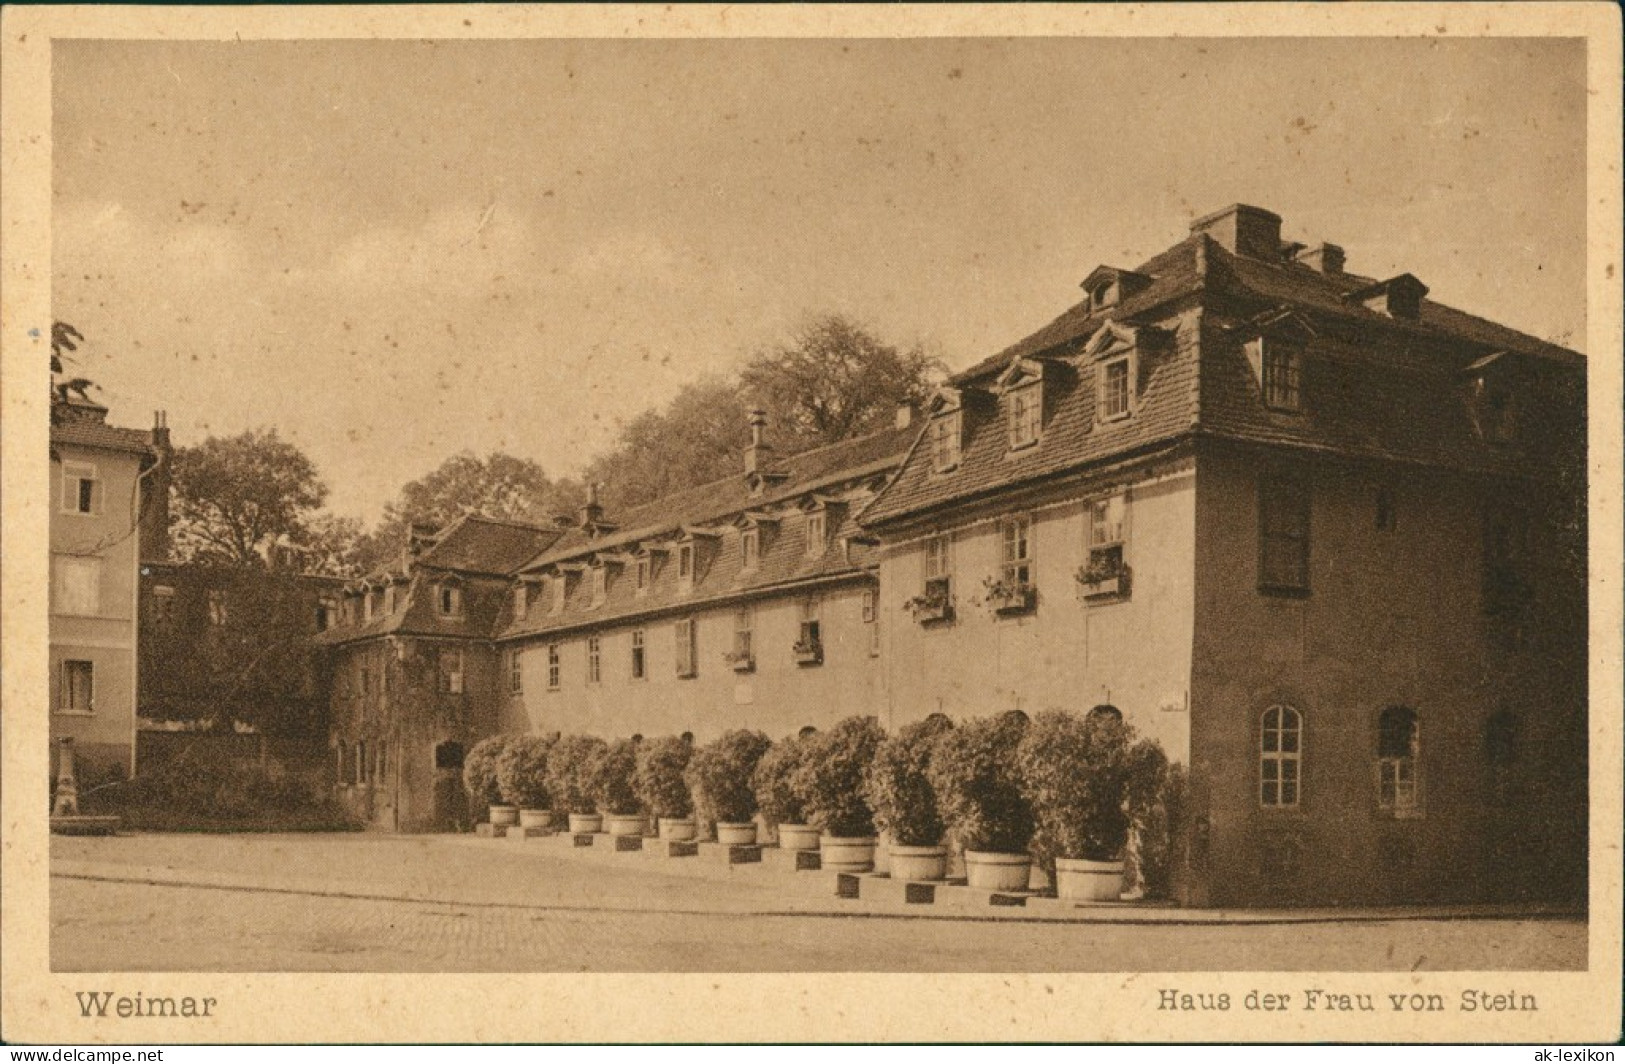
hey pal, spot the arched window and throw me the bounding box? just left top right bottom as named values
left=1377, top=706, right=1421, bottom=814
left=797, top=725, right=818, bottom=739
left=1087, top=704, right=1122, bottom=725
left=1260, top=705, right=1302, bottom=808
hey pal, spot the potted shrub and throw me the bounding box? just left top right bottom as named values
left=546, top=734, right=607, bottom=834
left=864, top=714, right=954, bottom=881
left=1076, top=555, right=1131, bottom=600
left=1015, top=708, right=1134, bottom=901
left=981, top=575, right=1036, bottom=615
left=903, top=581, right=954, bottom=624
left=463, top=735, right=514, bottom=827
left=634, top=736, right=695, bottom=840
left=752, top=732, right=820, bottom=851
left=495, top=734, right=556, bottom=830
left=1123, top=740, right=1186, bottom=902
left=928, top=712, right=1035, bottom=890
left=687, top=729, right=773, bottom=845
left=592, top=736, right=645, bottom=836
left=796, top=715, right=886, bottom=873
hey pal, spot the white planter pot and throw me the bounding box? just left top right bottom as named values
left=567, top=812, right=603, bottom=834
left=489, top=805, right=519, bottom=828
left=715, top=821, right=758, bottom=846
left=820, top=835, right=878, bottom=874
left=776, top=823, right=822, bottom=851
left=888, top=844, right=949, bottom=882
left=964, top=850, right=1033, bottom=891
left=1055, top=857, right=1125, bottom=901
left=658, top=817, right=697, bottom=841
left=605, top=813, right=647, bottom=837
left=518, top=808, right=553, bottom=830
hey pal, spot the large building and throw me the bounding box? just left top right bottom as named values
left=860, top=205, right=1586, bottom=906
left=49, top=398, right=171, bottom=782
left=316, top=205, right=1586, bottom=909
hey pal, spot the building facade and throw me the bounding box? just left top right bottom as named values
left=49, top=399, right=170, bottom=782
left=316, top=516, right=563, bottom=831
left=860, top=205, right=1586, bottom=906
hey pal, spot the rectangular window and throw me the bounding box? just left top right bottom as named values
left=60, top=660, right=94, bottom=713
left=806, top=512, right=827, bottom=557
left=1085, top=494, right=1129, bottom=585
left=386, top=585, right=400, bottom=615
left=1001, top=515, right=1033, bottom=587
left=550, top=576, right=565, bottom=614
left=591, top=566, right=607, bottom=606
left=150, top=585, right=176, bottom=630
left=1263, top=343, right=1303, bottom=411
left=513, top=583, right=529, bottom=620
left=1008, top=384, right=1042, bottom=448
left=733, top=607, right=754, bottom=662
left=635, top=556, right=651, bottom=594
left=362, top=591, right=375, bottom=624
left=797, top=597, right=822, bottom=649
left=438, top=583, right=463, bottom=617
left=587, top=635, right=602, bottom=684
left=61, top=462, right=101, bottom=515
left=509, top=649, right=523, bottom=695
left=923, top=534, right=952, bottom=587
left=678, top=543, right=695, bottom=590
left=1259, top=475, right=1310, bottom=594
left=52, top=555, right=102, bottom=617
left=439, top=647, right=464, bottom=694
left=1377, top=708, right=1422, bottom=815
left=1260, top=706, right=1302, bottom=808
left=931, top=411, right=962, bottom=472
left=1102, top=359, right=1131, bottom=420
left=741, top=529, right=760, bottom=572
left=630, top=629, right=646, bottom=680
left=675, top=618, right=696, bottom=678
left=862, top=589, right=880, bottom=657
left=547, top=644, right=561, bottom=690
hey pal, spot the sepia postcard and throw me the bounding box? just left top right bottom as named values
left=2, top=3, right=1621, bottom=1046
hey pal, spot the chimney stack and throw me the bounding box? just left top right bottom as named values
left=404, top=522, right=439, bottom=567
left=578, top=482, right=604, bottom=530
left=744, top=410, right=773, bottom=474
left=140, top=410, right=173, bottom=562
left=1189, top=204, right=1284, bottom=261
left=1296, top=242, right=1346, bottom=275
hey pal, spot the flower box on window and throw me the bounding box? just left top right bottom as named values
left=983, top=578, right=1037, bottom=615
left=723, top=649, right=756, bottom=673
left=904, top=581, right=954, bottom=625
left=791, top=639, right=824, bottom=666
left=1076, top=560, right=1132, bottom=601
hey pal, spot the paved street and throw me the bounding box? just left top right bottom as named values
left=51, top=834, right=1587, bottom=973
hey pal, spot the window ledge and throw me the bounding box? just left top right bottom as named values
left=55, top=709, right=96, bottom=717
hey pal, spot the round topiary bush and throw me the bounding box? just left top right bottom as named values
left=752, top=732, right=815, bottom=828
left=688, top=729, right=772, bottom=825
left=590, top=736, right=642, bottom=816
left=633, top=736, right=694, bottom=819
left=1014, top=709, right=1133, bottom=873
left=795, top=715, right=886, bottom=838
left=545, top=734, right=607, bottom=815
left=463, top=735, right=509, bottom=809
left=864, top=713, right=954, bottom=847
left=495, top=734, right=555, bottom=810
left=927, top=712, right=1034, bottom=854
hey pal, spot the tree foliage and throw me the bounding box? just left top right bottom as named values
left=49, top=321, right=97, bottom=421
left=583, top=376, right=752, bottom=513
left=170, top=428, right=329, bottom=567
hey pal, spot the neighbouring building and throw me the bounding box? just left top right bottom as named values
left=49, top=399, right=171, bottom=782
left=859, top=204, right=1586, bottom=907
left=315, top=515, right=564, bottom=831
left=496, top=416, right=914, bottom=742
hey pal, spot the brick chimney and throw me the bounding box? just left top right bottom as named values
left=404, top=522, right=439, bottom=568
left=1190, top=205, right=1284, bottom=261
left=1296, top=242, right=1346, bottom=275
left=578, top=482, right=604, bottom=530
left=139, top=410, right=173, bottom=562
left=744, top=410, right=773, bottom=474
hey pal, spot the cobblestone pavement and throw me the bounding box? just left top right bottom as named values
left=50, top=834, right=1587, bottom=972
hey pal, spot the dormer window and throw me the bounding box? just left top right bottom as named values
left=1243, top=312, right=1315, bottom=414
left=436, top=581, right=463, bottom=618
left=1101, top=359, right=1131, bottom=420
left=677, top=543, right=695, bottom=591
left=1008, top=384, right=1042, bottom=449
left=1263, top=342, right=1302, bottom=411
left=931, top=409, right=962, bottom=472
left=635, top=554, right=651, bottom=594
left=550, top=573, right=567, bottom=614
left=741, top=528, right=760, bottom=572
left=806, top=511, right=827, bottom=557
left=590, top=564, right=608, bottom=607
left=1464, top=353, right=1520, bottom=445
left=512, top=583, right=529, bottom=620
left=1081, top=266, right=1151, bottom=313
left=996, top=360, right=1047, bottom=451
left=383, top=584, right=397, bottom=616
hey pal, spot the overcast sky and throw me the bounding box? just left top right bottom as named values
left=53, top=37, right=1586, bottom=525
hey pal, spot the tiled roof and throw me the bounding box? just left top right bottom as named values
left=519, top=424, right=915, bottom=570
left=862, top=223, right=1584, bottom=528
left=51, top=419, right=155, bottom=456
left=418, top=514, right=564, bottom=576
